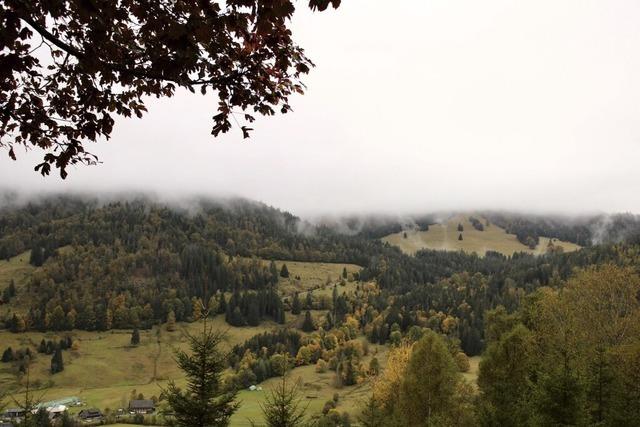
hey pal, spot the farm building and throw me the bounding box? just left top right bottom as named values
left=129, top=399, right=155, bottom=414
left=46, top=405, right=67, bottom=420
left=2, top=408, right=25, bottom=420
left=78, top=408, right=103, bottom=421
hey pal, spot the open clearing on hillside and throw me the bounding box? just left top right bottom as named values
left=262, top=260, right=361, bottom=296
left=382, top=214, right=581, bottom=256
left=0, top=251, right=37, bottom=318
left=0, top=250, right=34, bottom=292
left=229, top=341, right=389, bottom=426
left=0, top=318, right=408, bottom=426
left=0, top=317, right=276, bottom=410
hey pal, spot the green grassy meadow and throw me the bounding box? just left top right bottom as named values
left=0, top=322, right=403, bottom=426
left=260, top=259, right=361, bottom=296
left=382, top=214, right=581, bottom=256
left=0, top=317, right=274, bottom=411
left=0, top=255, right=481, bottom=426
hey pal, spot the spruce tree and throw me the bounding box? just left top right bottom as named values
left=29, top=246, right=44, bottom=267
left=1, top=347, right=13, bottom=362
left=342, top=267, right=348, bottom=279
left=50, top=347, right=64, bottom=374
left=269, top=260, right=279, bottom=284
left=358, top=397, right=386, bottom=427
left=291, top=293, right=302, bottom=315
left=2, top=279, right=16, bottom=302
left=301, top=311, right=315, bottom=332
left=247, top=302, right=260, bottom=327
left=59, top=411, right=75, bottom=427
left=305, top=292, right=313, bottom=310
left=164, top=323, right=238, bottom=427
left=458, top=233, right=463, bottom=241
left=280, top=264, right=290, bottom=279
left=131, top=328, right=140, bottom=346
left=218, top=293, right=227, bottom=314
left=477, top=324, right=534, bottom=426
left=31, top=408, right=52, bottom=427
left=260, top=372, right=307, bottom=427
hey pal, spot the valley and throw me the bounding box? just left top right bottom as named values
left=0, top=197, right=639, bottom=426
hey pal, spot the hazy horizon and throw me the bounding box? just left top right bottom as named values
left=3, top=0, right=640, bottom=216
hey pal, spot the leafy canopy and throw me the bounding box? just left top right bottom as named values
left=0, top=0, right=340, bottom=178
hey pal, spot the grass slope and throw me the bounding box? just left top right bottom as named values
left=382, top=214, right=581, bottom=256
left=0, top=316, right=391, bottom=426
left=230, top=342, right=389, bottom=426
left=0, top=317, right=275, bottom=411
left=261, top=260, right=361, bottom=296
left=0, top=251, right=34, bottom=287
left=0, top=251, right=37, bottom=319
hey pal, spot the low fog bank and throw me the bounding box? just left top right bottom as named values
left=2, top=189, right=640, bottom=246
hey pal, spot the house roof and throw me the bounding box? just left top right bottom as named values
left=79, top=408, right=102, bottom=418
left=129, top=399, right=155, bottom=409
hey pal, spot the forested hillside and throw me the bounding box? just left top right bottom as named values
left=1, top=195, right=640, bottom=426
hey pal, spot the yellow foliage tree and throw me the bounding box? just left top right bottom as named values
left=370, top=343, right=412, bottom=412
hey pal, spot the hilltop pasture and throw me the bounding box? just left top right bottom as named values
left=382, top=214, right=581, bottom=256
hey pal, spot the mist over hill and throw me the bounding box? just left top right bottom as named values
left=2, top=191, right=640, bottom=426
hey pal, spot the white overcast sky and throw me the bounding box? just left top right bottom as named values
left=3, top=0, right=640, bottom=216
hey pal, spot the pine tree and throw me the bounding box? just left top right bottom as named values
left=31, top=408, right=52, bottom=427
left=280, top=264, right=290, bottom=279
left=164, top=323, right=238, bottom=427
left=12, top=362, right=42, bottom=426
left=1, top=347, right=14, bottom=362
left=291, top=293, right=302, bottom=315
left=11, top=314, right=26, bottom=333
left=342, top=267, right=348, bottom=279
left=131, top=328, right=140, bottom=346
left=260, top=372, right=307, bottom=427
left=50, top=347, right=64, bottom=374
left=247, top=302, right=260, bottom=327
left=59, top=411, right=75, bottom=427
left=29, top=246, right=44, bottom=267
left=477, top=324, right=534, bottom=426
left=458, top=233, right=463, bottom=241
left=301, top=311, right=315, bottom=332
left=2, top=279, right=16, bottom=302
left=358, top=397, right=386, bottom=427
left=305, top=292, right=313, bottom=310
left=269, top=260, right=279, bottom=284
left=218, top=293, right=227, bottom=314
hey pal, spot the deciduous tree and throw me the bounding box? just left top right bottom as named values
left=1, top=0, right=341, bottom=177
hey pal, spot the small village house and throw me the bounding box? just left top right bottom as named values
left=128, top=399, right=155, bottom=414
left=78, top=408, right=103, bottom=422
